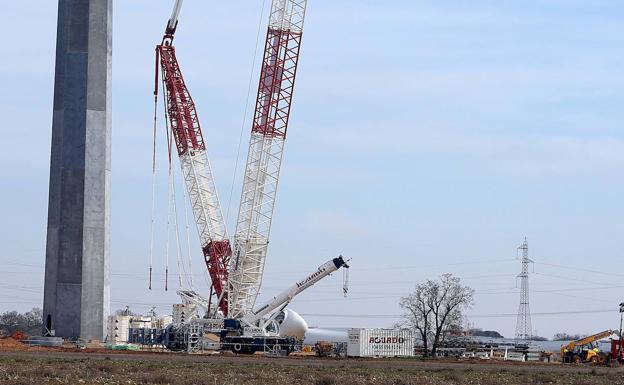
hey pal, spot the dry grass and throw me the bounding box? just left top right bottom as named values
left=0, top=354, right=623, bottom=385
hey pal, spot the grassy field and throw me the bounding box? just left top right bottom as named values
left=1, top=352, right=624, bottom=385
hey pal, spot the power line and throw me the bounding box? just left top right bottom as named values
left=543, top=291, right=615, bottom=304
left=301, top=308, right=618, bottom=320
left=534, top=261, right=624, bottom=278
left=5, top=256, right=619, bottom=281
left=347, top=258, right=517, bottom=273
left=533, top=272, right=612, bottom=287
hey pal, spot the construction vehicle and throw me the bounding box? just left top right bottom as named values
left=151, top=0, right=348, bottom=355
left=221, top=256, right=348, bottom=354
left=168, top=256, right=349, bottom=354
left=561, top=330, right=614, bottom=364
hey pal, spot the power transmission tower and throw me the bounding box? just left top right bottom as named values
left=515, top=237, right=533, bottom=340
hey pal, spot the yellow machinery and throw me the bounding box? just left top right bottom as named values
left=561, top=330, right=613, bottom=364
left=315, top=341, right=334, bottom=358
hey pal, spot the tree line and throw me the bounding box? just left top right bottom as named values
left=0, top=308, right=43, bottom=336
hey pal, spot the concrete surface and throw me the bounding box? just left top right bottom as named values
left=43, top=0, right=112, bottom=341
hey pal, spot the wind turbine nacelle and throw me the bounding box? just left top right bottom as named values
left=276, top=309, right=308, bottom=340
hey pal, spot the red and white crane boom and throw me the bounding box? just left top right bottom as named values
left=155, top=0, right=313, bottom=321
left=229, top=0, right=308, bottom=318
left=155, top=0, right=232, bottom=314
left=153, top=1, right=352, bottom=354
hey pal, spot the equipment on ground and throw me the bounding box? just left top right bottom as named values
left=315, top=341, right=334, bottom=357
left=561, top=330, right=614, bottom=364
left=168, top=256, right=348, bottom=354
left=314, top=340, right=347, bottom=358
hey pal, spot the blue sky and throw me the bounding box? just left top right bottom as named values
left=1, top=0, right=624, bottom=339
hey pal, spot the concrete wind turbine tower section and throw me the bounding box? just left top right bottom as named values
left=43, top=0, right=112, bottom=340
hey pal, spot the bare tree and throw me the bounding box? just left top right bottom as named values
left=399, top=274, right=474, bottom=357
left=0, top=308, right=43, bottom=335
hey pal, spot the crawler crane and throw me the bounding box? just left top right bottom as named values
left=153, top=0, right=348, bottom=354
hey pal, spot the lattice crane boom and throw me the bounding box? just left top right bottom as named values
left=229, top=0, right=308, bottom=318
left=155, top=0, right=232, bottom=314
left=166, top=0, right=184, bottom=34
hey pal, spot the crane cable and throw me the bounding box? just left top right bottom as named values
left=149, top=81, right=158, bottom=291
left=224, top=0, right=267, bottom=225
left=158, top=57, right=195, bottom=292
left=161, top=65, right=172, bottom=292
left=165, top=119, right=173, bottom=292
left=170, top=163, right=196, bottom=289
left=181, top=177, right=195, bottom=289
left=170, top=164, right=184, bottom=289
left=149, top=0, right=269, bottom=292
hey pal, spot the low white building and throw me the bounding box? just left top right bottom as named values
left=107, top=315, right=131, bottom=343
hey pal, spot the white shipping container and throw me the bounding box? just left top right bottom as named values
left=347, top=329, right=415, bottom=357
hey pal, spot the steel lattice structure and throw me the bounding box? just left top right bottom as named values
left=229, top=0, right=307, bottom=318
left=156, top=34, right=231, bottom=314
left=515, top=237, right=533, bottom=340
left=154, top=0, right=308, bottom=319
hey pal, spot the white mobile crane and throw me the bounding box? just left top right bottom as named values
left=219, top=256, right=349, bottom=354
left=154, top=0, right=349, bottom=354
left=171, top=255, right=349, bottom=353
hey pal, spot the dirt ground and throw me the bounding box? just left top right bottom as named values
left=0, top=350, right=623, bottom=385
